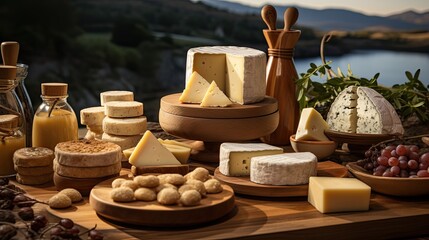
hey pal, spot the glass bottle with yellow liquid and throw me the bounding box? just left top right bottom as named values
left=32, top=83, right=78, bottom=151
left=0, top=66, right=26, bottom=177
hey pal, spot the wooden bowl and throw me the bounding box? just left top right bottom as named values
left=159, top=93, right=279, bottom=142
left=289, top=135, right=336, bottom=160
left=347, top=162, right=429, bottom=197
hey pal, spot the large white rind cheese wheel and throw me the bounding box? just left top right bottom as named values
left=80, top=106, right=105, bottom=126
left=55, top=140, right=122, bottom=167
left=100, top=91, right=134, bottom=106
left=104, top=101, right=143, bottom=118
left=103, top=116, right=147, bottom=136
left=250, top=152, right=317, bottom=185
left=185, top=46, right=266, bottom=104
left=101, top=133, right=142, bottom=150
left=54, top=159, right=121, bottom=178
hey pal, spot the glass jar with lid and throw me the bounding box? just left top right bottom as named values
left=0, top=65, right=26, bottom=177
left=32, top=83, right=78, bottom=151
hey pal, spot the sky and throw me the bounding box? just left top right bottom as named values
left=227, top=0, right=429, bottom=16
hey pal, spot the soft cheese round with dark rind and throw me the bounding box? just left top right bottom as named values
left=54, top=158, right=122, bottom=178
left=55, top=140, right=121, bottom=167
left=13, top=147, right=54, bottom=167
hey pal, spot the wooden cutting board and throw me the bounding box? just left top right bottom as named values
left=89, top=176, right=235, bottom=227
left=214, top=161, right=348, bottom=197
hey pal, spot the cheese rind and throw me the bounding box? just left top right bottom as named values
left=100, top=91, right=134, bottom=106
left=186, top=46, right=266, bottom=104
left=295, top=108, right=329, bottom=141
left=250, top=152, right=317, bottom=185
left=308, top=177, right=371, bottom=213
left=129, top=130, right=181, bottom=167
left=103, top=116, right=147, bottom=136
left=356, top=87, right=404, bottom=135
left=219, top=143, right=283, bottom=176
left=179, top=71, right=210, bottom=103
left=80, top=106, right=105, bottom=126
left=13, top=147, right=54, bottom=167
left=200, top=81, right=233, bottom=107
left=104, top=101, right=143, bottom=118
left=101, top=133, right=142, bottom=150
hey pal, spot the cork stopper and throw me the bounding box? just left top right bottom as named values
left=0, top=65, right=17, bottom=80
left=41, top=83, right=68, bottom=97
left=0, top=114, right=19, bottom=129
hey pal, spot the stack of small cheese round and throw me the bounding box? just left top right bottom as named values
left=80, top=91, right=134, bottom=140
left=13, top=147, right=55, bottom=185
left=53, top=139, right=122, bottom=195
left=102, top=100, right=147, bottom=150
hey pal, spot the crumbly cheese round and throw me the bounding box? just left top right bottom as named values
left=101, top=133, right=142, bottom=150
left=134, top=175, right=159, bottom=188
left=55, top=140, right=122, bottom=167
left=13, top=147, right=54, bottom=167
left=16, top=173, right=53, bottom=185
left=134, top=188, right=156, bottom=201
left=15, top=165, right=53, bottom=176
left=110, top=187, right=135, bottom=202
left=105, top=101, right=143, bottom=118
left=180, top=189, right=201, bottom=206
left=53, top=159, right=121, bottom=178
left=80, top=106, right=105, bottom=126
left=103, top=116, right=147, bottom=136
left=59, top=188, right=83, bottom=203
left=157, top=188, right=180, bottom=205
left=100, top=91, right=134, bottom=106
left=49, top=193, right=72, bottom=209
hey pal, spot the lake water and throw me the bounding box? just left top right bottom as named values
left=294, top=50, right=429, bottom=87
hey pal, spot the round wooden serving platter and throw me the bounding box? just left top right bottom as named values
left=214, top=161, right=348, bottom=197
left=89, top=176, right=235, bottom=227
left=159, top=93, right=279, bottom=142
left=324, top=129, right=397, bottom=145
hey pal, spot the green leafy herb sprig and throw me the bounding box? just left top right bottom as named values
left=296, top=63, right=429, bottom=123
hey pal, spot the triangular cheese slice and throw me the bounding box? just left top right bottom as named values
left=179, top=71, right=210, bottom=103
left=296, top=108, right=329, bottom=141
left=129, top=130, right=181, bottom=167
left=200, top=81, right=233, bottom=107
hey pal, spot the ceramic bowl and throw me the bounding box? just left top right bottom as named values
left=347, top=162, right=429, bottom=196
left=289, top=135, right=337, bottom=160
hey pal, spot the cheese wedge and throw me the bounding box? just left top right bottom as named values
left=129, top=130, right=181, bottom=167
left=179, top=71, right=210, bottom=103
left=295, top=108, right=329, bottom=141
left=200, top=81, right=233, bottom=107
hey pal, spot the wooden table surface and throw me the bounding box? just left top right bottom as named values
left=21, top=167, right=429, bottom=240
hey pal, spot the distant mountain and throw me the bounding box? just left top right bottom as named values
left=198, top=0, right=429, bottom=31
left=388, top=10, right=429, bottom=25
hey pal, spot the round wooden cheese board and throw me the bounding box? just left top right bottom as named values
left=89, top=176, right=235, bottom=227
left=214, top=161, right=348, bottom=197
left=324, top=129, right=398, bottom=145
left=159, top=93, right=279, bottom=142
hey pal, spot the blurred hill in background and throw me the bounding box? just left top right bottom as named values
left=0, top=0, right=428, bottom=122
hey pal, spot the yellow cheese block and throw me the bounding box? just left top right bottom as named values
left=200, top=81, right=233, bottom=107
left=308, top=177, right=371, bottom=213
left=123, top=147, right=134, bottom=160
left=179, top=71, right=210, bottom=104
left=104, top=101, right=143, bottom=118
left=129, top=130, right=181, bottom=167
left=157, top=139, right=192, bottom=149
left=162, top=144, right=191, bottom=164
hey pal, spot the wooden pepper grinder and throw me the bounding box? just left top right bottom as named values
left=261, top=5, right=301, bottom=146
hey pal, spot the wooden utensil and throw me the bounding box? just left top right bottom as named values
left=284, top=7, right=299, bottom=31
left=1, top=42, right=19, bottom=66
left=261, top=5, right=277, bottom=30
